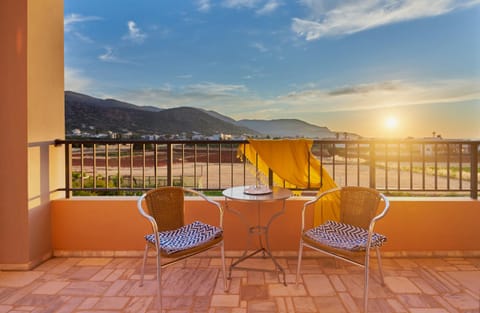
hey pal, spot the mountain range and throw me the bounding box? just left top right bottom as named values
left=65, top=91, right=341, bottom=139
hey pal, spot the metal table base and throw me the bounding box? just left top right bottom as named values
left=223, top=186, right=292, bottom=287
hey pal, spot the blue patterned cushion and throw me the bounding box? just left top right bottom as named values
left=305, top=220, right=386, bottom=251
left=145, top=221, right=222, bottom=254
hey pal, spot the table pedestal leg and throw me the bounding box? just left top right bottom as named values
left=225, top=199, right=287, bottom=286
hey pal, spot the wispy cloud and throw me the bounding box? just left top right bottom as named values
left=122, top=20, right=147, bottom=43
left=110, top=79, right=479, bottom=126
left=197, top=0, right=212, bottom=12
left=64, top=67, right=93, bottom=93
left=113, top=82, right=251, bottom=111
left=177, top=74, right=193, bottom=79
left=256, top=0, right=282, bottom=15
left=277, top=79, right=480, bottom=113
left=185, top=82, right=248, bottom=96
left=328, top=81, right=400, bottom=96
left=98, top=47, right=131, bottom=64
left=223, top=0, right=260, bottom=9
left=222, top=0, right=282, bottom=13
left=71, top=32, right=95, bottom=44
left=64, top=13, right=102, bottom=32
left=252, top=42, right=268, bottom=52
left=292, top=0, right=480, bottom=40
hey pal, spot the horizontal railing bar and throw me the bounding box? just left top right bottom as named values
left=55, top=138, right=480, bottom=199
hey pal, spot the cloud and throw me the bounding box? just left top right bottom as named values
left=256, top=0, right=282, bottom=15
left=177, top=74, right=193, bottom=79
left=221, top=0, right=282, bottom=13
left=122, top=20, right=147, bottom=43
left=72, top=32, right=95, bottom=44
left=64, top=67, right=93, bottom=93
left=197, top=0, right=212, bottom=12
left=64, top=13, right=102, bottom=32
left=292, top=0, right=480, bottom=40
left=112, top=82, right=254, bottom=113
left=277, top=79, right=480, bottom=113
left=223, top=0, right=260, bottom=9
left=252, top=42, right=268, bottom=52
left=100, top=78, right=479, bottom=130
left=328, top=81, right=400, bottom=96
left=98, top=47, right=130, bottom=63
left=185, top=82, right=248, bottom=96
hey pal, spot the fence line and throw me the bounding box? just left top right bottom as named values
left=54, top=139, right=479, bottom=199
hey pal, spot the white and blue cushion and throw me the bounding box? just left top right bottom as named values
left=305, top=220, right=386, bottom=251
left=145, top=220, right=222, bottom=254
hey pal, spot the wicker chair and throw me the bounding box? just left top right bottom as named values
left=296, top=186, right=390, bottom=313
left=137, top=186, right=227, bottom=309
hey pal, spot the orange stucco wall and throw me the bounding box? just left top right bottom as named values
left=51, top=197, right=480, bottom=255
left=0, top=0, right=30, bottom=267
left=0, top=0, right=64, bottom=269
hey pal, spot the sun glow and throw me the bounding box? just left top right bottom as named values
left=385, top=116, right=398, bottom=130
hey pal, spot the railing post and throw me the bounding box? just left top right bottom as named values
left=470, top=143, right=478, bottom=199
left=65, top=142, right=71, bottom=198
left=167, top=143, right=173, bottom=186
left=369, top=142, right=376, bottom=188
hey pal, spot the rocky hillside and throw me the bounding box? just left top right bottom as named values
left=65, top=91, right=345, bottom=139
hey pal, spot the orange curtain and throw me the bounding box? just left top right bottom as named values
left=237, top=139, right=340, bottom=225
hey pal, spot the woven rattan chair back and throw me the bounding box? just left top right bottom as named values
left=340, top=186, right=381, bottom=230
left=144, top=186, right=184, bottom=232
left=137, top=186, right=227, bottom=310
left=296, top=186, right=390, bottom=312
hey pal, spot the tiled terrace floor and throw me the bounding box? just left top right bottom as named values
left=0, top=255, right=479, bottom=313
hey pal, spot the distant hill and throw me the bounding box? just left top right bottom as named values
left=238, top=119, right=336, bottom=139
left=66, top=91, right=161, bottom=112
left=65, top=91, right=352, bottom=139
left=65, top=91, right=258, bottom=137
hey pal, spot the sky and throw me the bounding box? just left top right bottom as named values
left=64, top=0, right=480, bottom=139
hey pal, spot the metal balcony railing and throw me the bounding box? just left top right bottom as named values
left=54, top=139, right=479, bottom=199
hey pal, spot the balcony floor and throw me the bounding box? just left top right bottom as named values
left=0, top=254, right=479, bottom=313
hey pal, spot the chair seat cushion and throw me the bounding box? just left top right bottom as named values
left=304, top=220, right=386, bottom=251
left=145, top=221, right=223, bottom=255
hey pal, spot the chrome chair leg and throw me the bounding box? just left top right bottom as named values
left=376, top=247, right=385, bottom=285
left=364, top=251, right=370, bottom=313
left=295, top=240, right=304, bottom=285
left=220, top=242, right=228, bottom=291
left=140, top=243, right=149, bottom=287
left=155, top=246, right=162, bottom=310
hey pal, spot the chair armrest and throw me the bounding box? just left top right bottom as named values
left=182, top=188, right=224, bottom=229
left=137, top=194, right=159, bottom=234
left=364, top=193, right=389, bottom=250
left=300, top=187, right=341, bottom=233
left=368, top=193, right=390, bottom=232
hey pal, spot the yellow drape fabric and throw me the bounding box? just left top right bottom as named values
left=237, top=139, right=340, bottom=225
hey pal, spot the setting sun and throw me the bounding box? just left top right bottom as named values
left=385, top=116, right=398, bottom=129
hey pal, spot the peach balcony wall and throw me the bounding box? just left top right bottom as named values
left=51, top=197, right=480, bottom=257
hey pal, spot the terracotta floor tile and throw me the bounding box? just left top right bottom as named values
left=445, top=270, right=480, bottom=294
left=385, top=276, right=422, bottom=294
left=0, top=271, right=43, bottom=288
left=442, top=292, right=479, bottom=310
left=77, top=258, right=112, bottom=266
left=269, top=283, right=307, bottom=296
left=312, top=296, right=347, bottom=313
left=247, top=300, right=277, bottom=312
left=0, top=305, right=12, bottom=313
left=240, top=284, right=268, bottom=301
left=302, top=274, right=336, bottom=296
left=32, top=281, right=70, bottom=295
left=0, top=256, right=478, bottom=313
left=292, top=296, right=317, bottom=312
left=94, top=296, right=130, bottom=309
left=210, top=294, right=240, bottom=307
